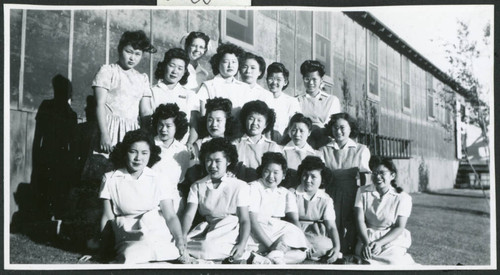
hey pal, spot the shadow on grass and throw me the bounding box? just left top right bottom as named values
left=412, top=203, right=489, bottom=217
left=423, top=190, right=490, bottom=199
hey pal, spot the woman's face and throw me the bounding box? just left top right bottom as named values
left=301, top=169, right=322, bottom=194
left=240, top=58, right=261, bottom=85
left=302, top=71, right=322, bottom=94
left=156, top=118, right=176, bottom=142
left=288, top=122, right=311, bottom=148
left=266, top=72, right=287, bottom=94
left=126, top=141, right=150, bottom=174
left=218, top=53, right=239, bottom=78
left=332, top=118, right=351, bottom=144
left=205, top=151, right=230, bottom=180
left=187, top=38, right=207, bottom=61
left=119, top=45, right=143, bottom=70
left=262, top=163, right=284, bottom=189
left=246, top=112, right=267, bottom=137
left=207, top=110, right=227, bottom=138
left=371, top=164, right=395, bottom=188
left=163, top=58, right=186, bottom=85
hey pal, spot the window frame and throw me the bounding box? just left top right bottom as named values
left=220, top=10, right=256, bottom=51
left=401, top=55, right=411, bottom=114
left=312, top=11, right=334, bottom=85
left=366, top=31, right=380, bottom=101
left=426, top=72, right=436, bottom=120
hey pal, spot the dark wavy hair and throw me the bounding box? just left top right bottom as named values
left=369, top=156, right=402, bottom=193
left=325, top=112, right=360, bottom=139
left=240, top=52, right=266, bottom=80
left=118, top=30, right=156, bottom=53
left=199, top=137, right=239, bottom=173
left=297, top=156, right=329, bottom=187
left=184, top=31, right=210, bottom=54
left=209, top=43, right=245, bottom=75
left=266, top=62, right=290, bottom=90
left=151, top=103, right=189, bottom=141
left=199, top=97, right=234, bottom=138
left=154, top=48, right=190, bottom=85
left=240, top=100, right=276, bottom=135
left=287, top=113, right=313, bottom=131
left=300, top=60, right=325, bottom=77
left=256, top=152, right=288, bottom=178
left=110, top=129, right=161, bottom=169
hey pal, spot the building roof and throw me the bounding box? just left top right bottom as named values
left=344, top=11, right=469, bottom=97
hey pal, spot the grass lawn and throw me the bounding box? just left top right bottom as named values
left=8, top=189, right=492, bottom=266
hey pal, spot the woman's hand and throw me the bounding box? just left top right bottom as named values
left=361, top=243, right=372, bottom=260
left=369, top=241, right=382, bottom=256
left=230, top=242, right=246, bottom=259
left=325, top=247, right=341, bottom=264
left=100, top=133, right=113, bottom=153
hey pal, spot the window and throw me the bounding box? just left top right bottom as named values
left=402, top=56, right=411, bottom=111
left=313, top=11, right=332, bottom=79
left=221, top=10, right=255, bottom=49
left=426, top=72, right=435, bottom=119
left=367, top=33, right=379, bottom=99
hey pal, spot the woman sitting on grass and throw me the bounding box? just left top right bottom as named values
left=289, top=156, right=341, bottom=263
left=354, top=156, right=416, bottom=265
left=99, top=129, right=186, bottom=263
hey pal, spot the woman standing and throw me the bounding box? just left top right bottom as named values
left=182, top=31, right=211, bottom=91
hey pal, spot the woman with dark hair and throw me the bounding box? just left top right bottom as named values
left=265, top=62, right=300, bottom=141
left=247, top=152, right=308, bottom=264
left=181, top=138, right=253, bottom=262
left=150, top=104, right=191, bottom=214
left=100, top=129, right=186, bottom=263
left=151, top=48, right=197, bottom=142
left=93, top=30, right=156, bottom=154
left=239, top=52, right=271, bottom=100
left=233, top=100, right=282, bottom=182
left=296, top=60, right=341, bottom=149
left=289, top=156, right=341, bottom=263
left=319, top=112, right=371, bottom=255
left=354, top=157, right=416, bottom=265
left=182, top=31, right=211, bottom=91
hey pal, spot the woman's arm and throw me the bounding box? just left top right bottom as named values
left=159, top=199, right=186, bottom=256
left=323, top=219, right=341, bottom=263
left=94, top=87, right=112, bottom=153
left=285, top=211, right=302, bottom=229
left=100, top=199, right=114, bottom=232
left=139, top=97, right=152, bottom=132
left=369, top=216, right=408, bottom=256
left=186, top=111, right=200, bottom=151
left=249, top=211, right=274, bottom=250
left=354, top=206, right=372, bottom=260
left=230, top=206, right=251, bottom=259
left=180, top=202, right=198, bottom=238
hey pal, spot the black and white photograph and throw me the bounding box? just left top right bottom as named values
left=4, top=2, right=495, bottom=270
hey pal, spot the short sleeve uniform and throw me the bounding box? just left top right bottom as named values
left=354, top=184, right=415, bottom=265
left=318, top=138, right=371, bottom=253
left=99, top=167, right=179, bottom=263
left=151, top=138, right=191, bottom=213
left=92, top=63, right=151, bottom=147
left=248, top=180, right=308, bottom=252
left=185, top=175, right=253, bottom=260
left=267, top=92, right=301, bottom=136
left=281, top=141, right=321, bottom=188
left=290, top=184, right=337, bottom=259
left=184, top=63, right=210, bottom=92
left=296, top=91, right=340, bottom=127
left=233, top=135, right=283, bottom=182
left=151, top=81, right=197, bottom=121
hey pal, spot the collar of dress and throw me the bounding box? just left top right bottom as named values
left=295, top=184, right=329, bottom=201
left=283, top=141, right=316, bottom=153
left=241, top=134, right=271, bottom=144
left=326, top=138, right=357, bottom=149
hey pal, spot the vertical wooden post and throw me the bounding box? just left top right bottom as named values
left=68, top=10, right=74, bottom=81
left=18, top=9, right=27, bottom=110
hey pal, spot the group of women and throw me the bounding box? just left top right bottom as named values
left=90, top=30, right=416, bottom=265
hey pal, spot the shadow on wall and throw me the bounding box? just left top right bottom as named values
left=11, top=75, right=105, bottom=253
left=418, top=157, right=429, bottom=192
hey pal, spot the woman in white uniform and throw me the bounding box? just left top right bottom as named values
left=182, top=31, right=210, bottom=92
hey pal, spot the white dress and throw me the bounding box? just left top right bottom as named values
left=184, top=63, right=209, bottom=92
left=248, top=179, right=308, bottom=252
left=99, top=167, right=179, bottom=263
left=151, top=137, right=191, bottom=213
left=186, top=175, right=254, bottom=260
left=354, top=184, right=416, bottom=265
left=151, top=80, right=197, bottom=122
left=266, top=92, right=301, bottom=136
